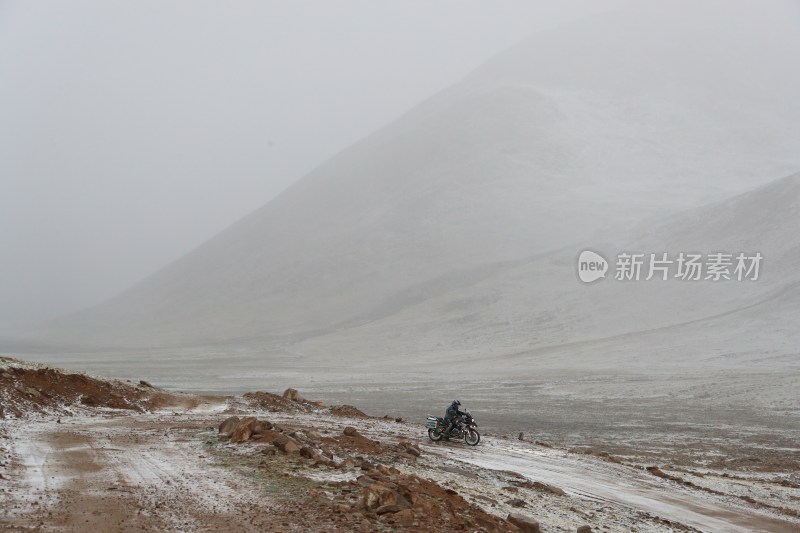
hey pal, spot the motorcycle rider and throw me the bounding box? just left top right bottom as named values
left=441, top=399, right=465, bottom=437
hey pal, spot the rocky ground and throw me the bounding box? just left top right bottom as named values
left=1, top=357, right=798, bottom=532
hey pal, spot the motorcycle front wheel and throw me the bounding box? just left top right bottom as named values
left=428, top=428, right=444, bottom=442
left=465, top=429, right=480, bottom=446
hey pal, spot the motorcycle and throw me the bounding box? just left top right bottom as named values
left=426, top=410, right=480, bottom=446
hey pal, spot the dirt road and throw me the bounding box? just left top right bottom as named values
left=2, top=407, right=799, bottom=532
left=439, top=439, right=795, bottom=532
left=2, top=410, right=283, bottom=532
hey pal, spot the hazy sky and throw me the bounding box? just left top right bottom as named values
left=0, top=0, right=626, bottom=326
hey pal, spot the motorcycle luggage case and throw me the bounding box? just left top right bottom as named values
left=425, top=415, right=438, bottom=428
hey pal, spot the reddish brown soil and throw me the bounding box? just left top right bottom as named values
left=0, top=358, right=187, bottom=417
left=329, top=405, right=368, bottom=418
left=1, top=358, right=523, bottom=532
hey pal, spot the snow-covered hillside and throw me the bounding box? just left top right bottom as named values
left=287, top=172, right=800, bottom=373
left=4, top=1, right=800, bottom=370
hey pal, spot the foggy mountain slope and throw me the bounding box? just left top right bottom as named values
left=10, top=0, right=800, bottom=350
left=288, top=172, right=800, bottom=369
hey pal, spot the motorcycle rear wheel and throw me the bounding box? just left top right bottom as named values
left=465, top=429, right=480, bottom=446
left=428, top=428, right=444, bottom=442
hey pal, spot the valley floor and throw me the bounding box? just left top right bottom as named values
left=1, top=401, right=798, bottom=532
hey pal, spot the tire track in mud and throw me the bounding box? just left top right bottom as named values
left=2, top=414, right=279, bottom=532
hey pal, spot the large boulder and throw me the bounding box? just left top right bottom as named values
left=255, top=429, right=285, bottom=444
left=507, top=513, right=540, bottom=533
left=231, top=417, right=259, bottom=443
left=218, top=416, right=240, bottom=435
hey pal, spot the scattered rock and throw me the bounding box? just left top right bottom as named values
left=507, top=512, right=540, bottom=532
left=282, top=388, right=305, bottom=402
left=231, top=417, right=259, bottom=443
left=80, top=395, right=99, bottom=406
left=255, top=429, right=286, bottom=444
left=357, top=475, right=375, bottom=487
left=398, top=441, right=422, bottom=457
left=242, top=391, right=303, bottom=412
left=274, top=435, right=301, bottom=453
left=289, top=430, right=307, bottom=441
left=343, top=426, right=359, bottom=437
left=223, top=417, right=275, bottom=443
left=300, top=446, right=318, bottom=460
left=393, top=508, right=414, bottom=527
left=337, top=459, right=356, bottom=469
left=20, top=385, right=41, bottom=398
left=254, top=420, right=274, bottom=431
left=577, top=526, right=593, bottom=533
left=306, top=429, right=322, bottom=440
left=362, top=482, right=411, bottom=513
left=646, top=466, right=668, bottom=479
left=138, top=380, right=153, bottom=388
left=218, top=416, right=240, bottom=435
left=519, top=432, right=525, bottom=441
left=507, top=498, right=526, bottom=508
left=532, top=481, right=566, bottom=496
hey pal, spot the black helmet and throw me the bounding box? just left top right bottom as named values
left=453, top=400, right=461, bottom=406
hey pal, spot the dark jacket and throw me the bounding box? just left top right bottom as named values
left=444, top=402, right=464, bottom=422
